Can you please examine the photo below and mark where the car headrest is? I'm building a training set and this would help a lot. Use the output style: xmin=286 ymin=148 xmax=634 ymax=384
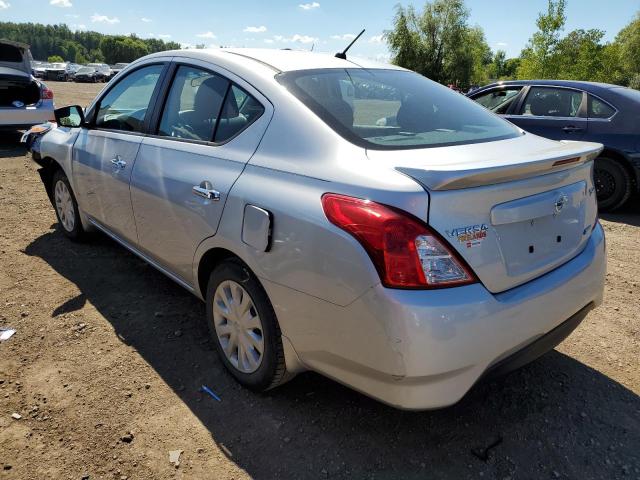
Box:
xmin=530 ymin=94 xmax=563 ymax=116
xmin=397 ymin=98 xmax=436 ymax=132
xmin=324 ymin=98 xmax=353 ymax=128
xmin=194 ymin=76 xmax=229 ymax=114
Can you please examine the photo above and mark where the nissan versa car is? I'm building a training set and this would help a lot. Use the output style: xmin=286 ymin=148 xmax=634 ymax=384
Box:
xmin=469 ymin=80 xmax=640 ymax=211
xmin=23 ymin=49 xmax=606 ymax=410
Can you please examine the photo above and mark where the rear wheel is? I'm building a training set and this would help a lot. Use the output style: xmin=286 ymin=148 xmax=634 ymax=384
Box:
xmin=594 ymin=156 xmax=632 ymax=212
xmin=206 ymin=259 xmax=286 ymax=391
xmin=52 ymin=170 xmax=85 ymax=241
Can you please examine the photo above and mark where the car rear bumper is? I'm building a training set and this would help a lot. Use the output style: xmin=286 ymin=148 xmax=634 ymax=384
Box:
xmin=265 ymin=222 xmax=606 ymax=410
xmin=0 ymin=101 xmax=54 ymax=129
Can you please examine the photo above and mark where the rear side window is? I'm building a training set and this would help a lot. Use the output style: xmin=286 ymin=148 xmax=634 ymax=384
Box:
xmin=276 ymin=69 xmax=519 ymax=150
xmin=214 ymin=85 xmax=264 ymax=142
xmin=158 ymin=66 xmax=264 ymax=143
xmin=519 ymin=87 xmax=583 ymax=118
xmin=588 ymin=95 xmax=615 ymax=119
xmin=473 ymin=87 xmax=522 ymax=114
xmin=95 ymin=65 xmax=163 ymax=132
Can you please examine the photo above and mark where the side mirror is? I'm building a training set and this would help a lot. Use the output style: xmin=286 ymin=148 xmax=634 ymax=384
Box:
xmin=54 ymin=105 xmax=86 ymax=128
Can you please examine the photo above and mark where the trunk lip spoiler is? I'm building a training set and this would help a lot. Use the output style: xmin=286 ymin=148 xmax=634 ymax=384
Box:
xmin=396 ymin=143 xmax=603 ymax=191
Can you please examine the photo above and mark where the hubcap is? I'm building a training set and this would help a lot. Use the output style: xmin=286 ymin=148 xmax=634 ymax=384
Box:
xmin=54 ymin=180 xmax=75 ymax=232
xmin=212 ymin=280 xmax=264 ymax=373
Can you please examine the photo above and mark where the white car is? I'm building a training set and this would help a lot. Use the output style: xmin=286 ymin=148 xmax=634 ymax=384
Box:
xmin=26 ymin=48 xmax=605 ymax=410
xmin=0 ymin=40 xmax=54 ymax=131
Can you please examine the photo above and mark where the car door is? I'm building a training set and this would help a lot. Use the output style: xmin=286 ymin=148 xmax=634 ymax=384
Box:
xmin=505 ymin=85 xmax=588 ymax=141
xmin=73 ymin=62 xmax=167 ymax=242
xmin=130 ymin=60 xmax=273 ymax=283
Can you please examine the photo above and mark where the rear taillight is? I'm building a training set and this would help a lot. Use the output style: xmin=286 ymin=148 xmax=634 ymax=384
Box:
xmin=41 ymin=85 xmax=53 ymax=100
xmin=321 ymin=193 xmax=476 ymax=289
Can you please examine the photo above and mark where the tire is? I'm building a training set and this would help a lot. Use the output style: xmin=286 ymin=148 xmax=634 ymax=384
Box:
xmin=51 ymin=170 xmax=85 ymax=241
xmin=206 ymin=259 xmax=286 ymax=392
xmin=594 ymin=156 xmax=632 ymax=212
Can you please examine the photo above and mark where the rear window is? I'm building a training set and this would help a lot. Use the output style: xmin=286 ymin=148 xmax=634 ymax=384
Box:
xmin=0 ymin=44 xmax=24 ymax=63
xmin=276 ymin=68 xmax=520 ymax=150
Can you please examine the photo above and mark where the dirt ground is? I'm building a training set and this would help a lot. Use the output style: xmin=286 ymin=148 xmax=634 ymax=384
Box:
xmin=0 ymin=81 xmax=639 ymax=480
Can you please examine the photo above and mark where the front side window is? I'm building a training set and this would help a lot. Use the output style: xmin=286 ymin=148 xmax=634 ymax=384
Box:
xmin=588 ymin=95 xmax=615 ymax=119
xmin=473 ymin=87 xmax=522 ymax=114
xmin=276 ymin=69 xmax=520 ymax=149
xmin=158 ymin=66 xmax=264 ymax=143
xmin=95 ymin=64 xmax=163 ymax=132
xmin=519 ymin=87 xmax=583 ymax=118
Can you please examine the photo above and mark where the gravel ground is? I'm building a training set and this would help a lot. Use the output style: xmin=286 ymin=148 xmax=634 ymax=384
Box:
xmin=0 ymin=81 xmax=639 ymax=480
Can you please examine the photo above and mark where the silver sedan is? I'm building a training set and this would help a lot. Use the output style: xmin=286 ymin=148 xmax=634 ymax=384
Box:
xmin=27 ymin=48 xmax=605 ymax=410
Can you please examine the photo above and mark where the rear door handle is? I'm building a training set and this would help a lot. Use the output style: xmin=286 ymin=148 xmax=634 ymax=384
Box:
xmin=562 ymin=125 xmax=583 ymax=133
xmin=110 ymin=155 xmax=127 ymax=169
xmin=192 ymin=181 xmax=221 ymax=201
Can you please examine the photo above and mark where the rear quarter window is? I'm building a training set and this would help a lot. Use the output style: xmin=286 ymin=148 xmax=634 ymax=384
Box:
xmin=588 ymin=95 xmax=616 ymax=119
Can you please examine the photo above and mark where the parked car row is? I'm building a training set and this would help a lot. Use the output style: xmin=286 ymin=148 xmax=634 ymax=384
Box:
xmin=31 ymin=60 xmax=129 ymax=83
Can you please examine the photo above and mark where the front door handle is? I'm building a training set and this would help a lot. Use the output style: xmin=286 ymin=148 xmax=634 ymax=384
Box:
xmin=110 ymin=155 xmax=127 ymax=169
xmin=192 ymin=181 xmax=221 ymax=201
xmin=562 ymin=125 xmax=583 ymax=133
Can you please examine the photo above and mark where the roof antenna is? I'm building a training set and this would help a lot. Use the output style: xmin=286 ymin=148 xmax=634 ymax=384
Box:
xmin=335 ymin=29 xmax=365 ymax=60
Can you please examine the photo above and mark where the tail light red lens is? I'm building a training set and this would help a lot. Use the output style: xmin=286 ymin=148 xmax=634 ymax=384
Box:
xmin=41 ymin=85 xmax=53 ymax=100
xmin=321 ymin=193 xmax=477 ymax=289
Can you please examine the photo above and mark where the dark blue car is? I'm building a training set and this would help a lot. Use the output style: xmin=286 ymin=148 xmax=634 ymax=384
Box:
xmin=468 ymin=80 xmax=640 ymax=211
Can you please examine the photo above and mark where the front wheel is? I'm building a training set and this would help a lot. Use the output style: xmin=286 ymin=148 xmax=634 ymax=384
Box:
xmin=594 ymin=156 xmax=632 ymax=212
xmin=52 ymin=170 xmax=85 ymax=241
xmin=206 ymin=259 xmax=286 ymax=391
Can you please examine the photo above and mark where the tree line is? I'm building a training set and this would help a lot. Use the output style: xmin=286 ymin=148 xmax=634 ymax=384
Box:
xmin=386 ymin=0 xmax=640 ymax=89
xmin=0 ymin=22 xmax=181 ymax=64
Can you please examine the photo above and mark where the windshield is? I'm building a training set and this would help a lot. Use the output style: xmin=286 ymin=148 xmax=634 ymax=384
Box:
xmin=276 ymin=68 xmax=521 ymax=150
xmin=78 ymin=67 xmax=93 ymax=73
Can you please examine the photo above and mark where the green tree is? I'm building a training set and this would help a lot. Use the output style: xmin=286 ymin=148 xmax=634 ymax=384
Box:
xmin=385 ymin=0 xmax=491 ymax=87
xmin=489 ymin=50 xmax=506 ymax=78
xmin=0 ymin=21 xmax=179 ymax=63
xmin=554 ymin=29 xmax=605 ymax=80
xmin=47 ymin=54 xmax=64 ymax=63
xmin=517 ymin=0 xmax=566 ymax=78
xmin=609 ymin=12 xmax=640 ymax=85
xmin=503 ymin=58 xmax=521 ymax=78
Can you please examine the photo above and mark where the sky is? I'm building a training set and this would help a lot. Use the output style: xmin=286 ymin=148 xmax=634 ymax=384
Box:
xmin=0 ymin=0 xmax=638 ymax=61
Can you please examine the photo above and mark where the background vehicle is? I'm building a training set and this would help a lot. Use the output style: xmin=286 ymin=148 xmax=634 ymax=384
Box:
xmin=27 ymin=49 xmax=605 ymax=410
xmin=110 ymin=62 xmax=129 ymax=79
xmin=73 ymin=66 xmax=101 ymax=83
xmin=0 ymin=39 xmax=54 ymax=130
xmin=44 ymin=62 xmax=72 ymax=81
xmin=469 ymin=80 xmax=640 ymax=211
xmin=87 ymin=63 xmax=112 ymax=82
xmin=31 ymin=60 xmax=48 ymax=78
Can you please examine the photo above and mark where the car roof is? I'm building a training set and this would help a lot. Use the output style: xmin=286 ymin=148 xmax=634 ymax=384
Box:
xmin=479 ymin=79 xmax=621 ymax=94
xmin=162 ymin=47 xmax=404 ymax=73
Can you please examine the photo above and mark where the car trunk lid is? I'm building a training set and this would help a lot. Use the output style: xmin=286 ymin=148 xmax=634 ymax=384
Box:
xmin=0 ymin=40 xmax=32 ymax=76
xmin=367 ymin=134 xmax=602 ymax=293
